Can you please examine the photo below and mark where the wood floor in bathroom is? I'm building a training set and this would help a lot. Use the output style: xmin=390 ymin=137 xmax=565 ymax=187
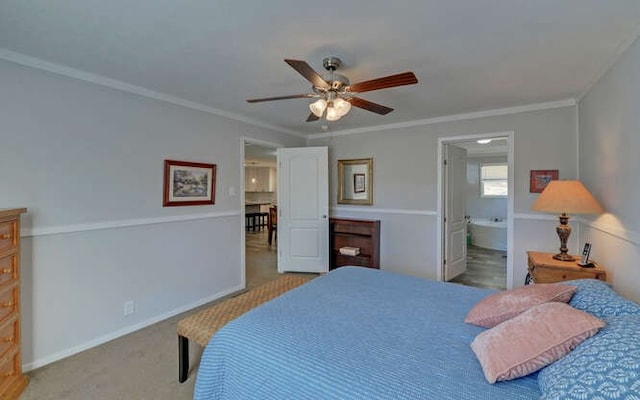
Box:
xmin=449 ymin=245 xmax=507 ymax=290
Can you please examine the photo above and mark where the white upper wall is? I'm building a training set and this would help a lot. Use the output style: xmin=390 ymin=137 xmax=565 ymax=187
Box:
xmin=309 ymin=106 xmax=577 ymax=284
xmin=0 ymin=58 xmax=304 ymax=369
xmin=1 ymin=59 xmax=301 ymax=229
xmin=313 ymin=106 xmax=576 ymax=213
xmin=578 ymin=35 xmax=640 ymax=302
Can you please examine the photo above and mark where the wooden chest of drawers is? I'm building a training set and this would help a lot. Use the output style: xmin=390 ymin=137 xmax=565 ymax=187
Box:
xmin=0 ymin=209 xmax=28 ymax=399
xmin=330 ymin=218 xmax=380 ymax=270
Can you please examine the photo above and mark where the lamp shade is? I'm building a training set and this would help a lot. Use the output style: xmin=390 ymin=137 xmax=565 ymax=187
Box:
xmin=325 ymin=104 xmax=341 ymax=121
xmin=309 ymin=98 xmax=327 ymax=117
xmin=332 ymin=97 xmax=351 ymax=116
xmin=531 ymin=180 xmax=603 ymax=215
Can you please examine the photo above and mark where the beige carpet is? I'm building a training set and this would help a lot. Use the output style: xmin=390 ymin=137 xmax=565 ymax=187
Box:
xmin=22 ymin=278 xmax=317 ymax=400
xmin=21 ymin=230 xmax=290 ymax=400
xmin=21 ymin=308 xmax=202 ymax=400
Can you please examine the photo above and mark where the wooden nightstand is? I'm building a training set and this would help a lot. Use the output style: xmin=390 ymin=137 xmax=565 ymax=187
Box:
xmin=527 ymin=251 xmax=607 ymax=284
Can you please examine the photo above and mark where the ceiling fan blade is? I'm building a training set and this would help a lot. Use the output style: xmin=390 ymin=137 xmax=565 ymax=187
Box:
xmin=348 ymin=72 xmax=418 ymax=93
xmin=306 ymin=113 xmax=320 ymax=122
xmin=246 ymin=94 xmax=314 ymax=103
xmin=284 ymin=59 xmax=331 ymax=90
xmin=347 ymin=97 xmax=394 ymax=115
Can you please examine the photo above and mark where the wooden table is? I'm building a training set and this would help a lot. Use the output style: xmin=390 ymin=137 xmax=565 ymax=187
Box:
xmin=245 ymin=202 xmax=272 ymax=213
xmin=245 ymin=203 xmax=271 ymax=231
xmin=527 ymin=251 xmax=607 ymax=284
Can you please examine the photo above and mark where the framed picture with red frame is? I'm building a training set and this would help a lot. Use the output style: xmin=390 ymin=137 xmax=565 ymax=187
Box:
xmin=530 ymin=170 xmax=558 ymax=193
xmin=163 ymin=159 xmax=216 ymax=206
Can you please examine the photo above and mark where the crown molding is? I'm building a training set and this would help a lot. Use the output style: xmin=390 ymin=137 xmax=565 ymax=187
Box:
xmin=307 ymin=99 xmax=577 ymax=140
xmin=0 ymin=48 xmax=580 ymax=141
xmin=0 ymin=49 xmax=305 ymax=138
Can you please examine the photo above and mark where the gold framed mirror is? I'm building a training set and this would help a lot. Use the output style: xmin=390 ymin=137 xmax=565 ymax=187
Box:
xmin=337 ymin=158 xmax=373 ymax=205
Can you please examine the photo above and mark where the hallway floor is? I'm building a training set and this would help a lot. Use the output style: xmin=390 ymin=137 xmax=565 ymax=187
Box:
xmin=245 ymin=229 xmax=280 ymax=288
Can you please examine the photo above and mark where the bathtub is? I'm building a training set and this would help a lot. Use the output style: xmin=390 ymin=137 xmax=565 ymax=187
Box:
xmin=468 ymin=218 xmax=507 ymax=251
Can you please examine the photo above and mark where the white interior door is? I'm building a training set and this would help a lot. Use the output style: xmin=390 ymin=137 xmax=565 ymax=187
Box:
xmin=277 ymin=147 xmax=329 ymax=273
xmin=444 ymin=144 xmax=467 ymax=281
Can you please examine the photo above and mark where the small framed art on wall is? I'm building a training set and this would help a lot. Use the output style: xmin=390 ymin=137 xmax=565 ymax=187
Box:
xmin=163 ymin=159 xmax=216 ymax=206
xmin=530 ymin=170 xmax=558 ymax=193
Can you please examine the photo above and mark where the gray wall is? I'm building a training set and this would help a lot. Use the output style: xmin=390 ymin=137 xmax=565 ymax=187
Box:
xmin=309 ymin=106 xmax=577 ymax=285
xmin=578 ymin=35 xmax=640 ymax=303
xmin=0 ymin=59 xmax=305 ymax=369
xmin=466 ymin=155 xmax=508 ymax=220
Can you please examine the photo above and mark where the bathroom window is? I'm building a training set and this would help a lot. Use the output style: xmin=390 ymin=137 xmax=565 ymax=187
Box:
xmin=480 ymin=164 xmax=508 ymax=197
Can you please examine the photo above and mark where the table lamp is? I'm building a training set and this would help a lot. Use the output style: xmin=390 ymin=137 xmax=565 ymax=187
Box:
xmin=531 ymin=180 xmax=603 ymax=261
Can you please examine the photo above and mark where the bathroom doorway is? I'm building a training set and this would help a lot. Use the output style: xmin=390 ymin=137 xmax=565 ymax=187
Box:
xmin=437 ymin=132 xmax=514 ymax=290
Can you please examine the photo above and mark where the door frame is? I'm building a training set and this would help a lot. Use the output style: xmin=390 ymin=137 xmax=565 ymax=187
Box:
xmin=240 ymin=137 xmax=282 ymax=289
xmin=436 ymin=131 xmax=515 ymax=289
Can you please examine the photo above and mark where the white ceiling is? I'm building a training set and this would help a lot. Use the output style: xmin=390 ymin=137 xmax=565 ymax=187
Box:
xmin=2 ymin=1 xmax=640 ymax=136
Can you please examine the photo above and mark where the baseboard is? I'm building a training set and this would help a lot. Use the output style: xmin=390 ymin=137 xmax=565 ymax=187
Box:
xmin=22 ymin=284 xmax=245 ymax=371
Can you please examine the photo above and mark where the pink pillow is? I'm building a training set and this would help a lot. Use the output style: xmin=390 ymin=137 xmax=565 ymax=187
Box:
xmin=470 ymin=302 xmax=605 ymax=383
xmin=465 ymin=284 xmax=576 ymax=328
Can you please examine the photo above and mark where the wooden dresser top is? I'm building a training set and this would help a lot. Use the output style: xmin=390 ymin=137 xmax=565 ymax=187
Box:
xmin=0 ymin=209 xmax=26 ymax=219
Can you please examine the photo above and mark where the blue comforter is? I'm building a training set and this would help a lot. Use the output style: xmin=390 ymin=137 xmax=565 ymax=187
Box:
xmin=194 ymin=267 xmax=540 ymax=400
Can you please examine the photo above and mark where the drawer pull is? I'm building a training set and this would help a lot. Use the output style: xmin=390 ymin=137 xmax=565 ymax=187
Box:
xmin=0 ymin=302 xmax=14 ymax=308
xmin=3 ymin=372 xmax=14 ymax=377
xmin=1 ymin=336 xmax=13 ymax=343
xmin=0 ymin=268 xmax=11 ymax=275
xmin=0 ymin=234 xmax=10 ymax=240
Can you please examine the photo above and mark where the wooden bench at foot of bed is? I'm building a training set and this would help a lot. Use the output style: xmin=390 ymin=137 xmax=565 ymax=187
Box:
xmin=176 ymin=274 xmax=315 ymax=383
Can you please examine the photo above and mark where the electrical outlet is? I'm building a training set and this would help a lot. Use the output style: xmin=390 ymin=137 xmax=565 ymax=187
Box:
xmin=124 ymin=301 xmax=135 ymax=316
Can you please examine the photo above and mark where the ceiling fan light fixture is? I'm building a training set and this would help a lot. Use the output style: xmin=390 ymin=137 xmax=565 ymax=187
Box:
xmin=247 ymin=57 xmax=418 ymax=124
xmin=325 ymin=104 xmax=341 ymax=121
xmin=309 ymin=98 xmax=327 ymax=117
xmin=333 ymin=97 xmax=351 ymax=117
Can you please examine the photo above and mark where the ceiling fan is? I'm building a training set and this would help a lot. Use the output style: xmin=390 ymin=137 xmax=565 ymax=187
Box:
xmin=246 ymin=57 xmax=418 ymax=122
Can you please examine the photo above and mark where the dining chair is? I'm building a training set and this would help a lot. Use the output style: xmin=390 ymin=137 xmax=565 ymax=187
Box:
xmin=268 ymin=206 xmax=277 ymax=245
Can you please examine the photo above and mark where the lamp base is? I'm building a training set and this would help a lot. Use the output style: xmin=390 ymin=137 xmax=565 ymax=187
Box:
xmin=553 ymin=213 xmax=574 ymax=262
xmin=553 ymin=252 xmax=575 ymax=262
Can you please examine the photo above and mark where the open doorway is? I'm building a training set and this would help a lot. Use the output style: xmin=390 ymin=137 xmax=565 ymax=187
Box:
xmin=243 ymin=140 xmax=279 ymax=289
xmin=437 ymin=132 xmax=514 ymax=290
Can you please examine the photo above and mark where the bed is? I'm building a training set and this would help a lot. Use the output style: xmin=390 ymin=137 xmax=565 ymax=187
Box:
xmin=193 ymin=267 xmax=640 ymax=400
